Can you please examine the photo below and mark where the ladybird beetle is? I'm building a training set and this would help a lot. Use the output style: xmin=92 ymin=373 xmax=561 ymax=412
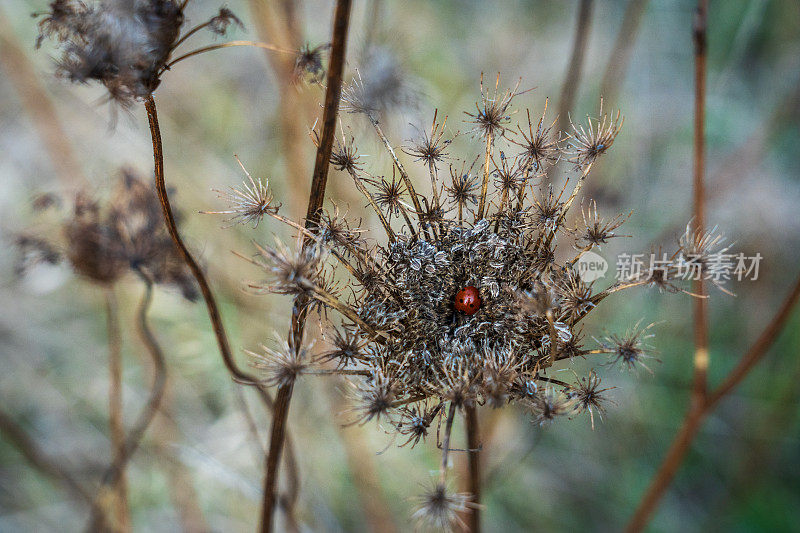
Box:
xmin=454 ymin=286 xmax=481 ymax=315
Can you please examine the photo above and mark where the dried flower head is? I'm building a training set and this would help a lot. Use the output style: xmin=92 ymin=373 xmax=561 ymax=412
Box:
xmin=403 ymin=110 xmax=450 ymax=167
xmin=412 ymin=482 xmax=474 ymax=531
xmin=218 ymin=75 xmax=711 ymax=523
xmin=247 ymin=339 xmax=308 ymax=387
xmin=599 ymin=321 xmax=658 ymax=373
xmin=568 ymin=370 xmax=613 ymax=429
xmin=203 ymin=157 xmax=280 ymax=228
xmin=575 ymin=200 xmax=631 ymax=249
xmin=293 ymin=43 xmax=330 ymax=84
xmin=464 ymin=73 xmax=526 ymax=139
xmin=510 ymin=102 xmax=561 ymax=173
xmin=567 ymin=99 xmax=624 ymax=169
xmin=35 ymin=0 xmax=241 ymax=105
xmin=18 ymin=169 xmax=196 ymax=298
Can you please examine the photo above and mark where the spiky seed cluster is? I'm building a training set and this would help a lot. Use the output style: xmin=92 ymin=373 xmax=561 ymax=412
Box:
xmin=17 ymin=170 xmax=197 ymax=299
xmin=293 ymin=43 xmax=330 ymax=84
xmin=210 ymin=75 xmax=714 ymax=530
xmin=412 ymin=483 xmax=474 ymax=531
xmin=35 ymin=0 xmax=240 ymax=105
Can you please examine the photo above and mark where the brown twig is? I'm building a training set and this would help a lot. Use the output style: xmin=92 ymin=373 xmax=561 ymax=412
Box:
xmin=88 ymin=272 xmax=167 ymax=531
xmin=259 ymin=2 xmax=353 ymax=532
xmin=105 ymin=287 xmax=130 ymax=532
xmin=463 ymin=405 xmax=481 ymax=533
xmin=691 ymin=0 xmax=710 ymax=402
xmin=625 ymin=271 xmax=800 ymax=532
xmin=143 ymin=95 xmax=266 ymax=389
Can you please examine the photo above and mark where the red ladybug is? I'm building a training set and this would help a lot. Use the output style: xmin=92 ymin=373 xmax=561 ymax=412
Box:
xmin=455 ymin=286 xmax=481 ymax=315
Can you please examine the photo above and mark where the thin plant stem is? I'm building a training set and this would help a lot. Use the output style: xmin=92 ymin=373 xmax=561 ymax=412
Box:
xmin=259 ymin=2 xmax=353 ymax=531
xmin=439 ymin=402 xmax=458 ymax=487
xmin=368 ymin=116 xmax=430 ymax=240
xmin=691 ymin=0 xmax=710 ymax=401
xmin=105 ymin=287 xmax=130 ymax=532
xmin=464 ymin=405 xmax=481 ymax=533
xmin=165 ymin=40 xmax=292 ymax=68
xmin=87 ymin=272 xmax=167 ymax=531
xmin=0 ymin=408 xmax=103 ymax=519
xmin=625 ymin=274 xmax=800 ymax=530
xmin=143 ymin=95 xmax=264 ymax=390
xmin=476 ymin=132 xmax=493 ymax=221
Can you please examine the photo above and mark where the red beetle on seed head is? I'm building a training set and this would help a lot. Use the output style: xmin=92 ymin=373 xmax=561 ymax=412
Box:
xmin=454 ymin=286 xmax=481 ymax=315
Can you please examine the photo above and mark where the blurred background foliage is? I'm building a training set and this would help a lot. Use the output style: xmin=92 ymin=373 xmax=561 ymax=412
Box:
xmin=1 ymin=0 xmax=799 ymax=531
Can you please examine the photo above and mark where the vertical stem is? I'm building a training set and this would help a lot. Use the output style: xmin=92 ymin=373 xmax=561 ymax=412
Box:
xmin=464 ymin=405 xmax=481 ymax=533
xmin=691 ymin=0 xmax=709 ymax=401
xmin=105 ymin=287 xmax=130 ymax=532
xmin=476 ymin=132 xmax=493 ymax=221
xmin=259 ymin=382 xmax=295 ymax=533
xmin=88 ymin=273 xmax=167 ymax=531
xmin=260 ymin=2 xmax=352 ymax=531
xmin=439 ymin=402 xmax=457 ymax=486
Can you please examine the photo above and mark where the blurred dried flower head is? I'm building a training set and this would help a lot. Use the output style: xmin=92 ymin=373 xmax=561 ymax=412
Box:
xmin=35 ymin=0 xmax=241 ymax=105
xmin=17 ymin=169 xmax=197 ymax=299
xmin=210 ymin=74 xmax=708 ymax=529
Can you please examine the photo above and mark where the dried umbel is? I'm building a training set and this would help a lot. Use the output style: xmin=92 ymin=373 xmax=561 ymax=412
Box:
xmin=35 ymin=0 xmax=241 ymax=105
xmin=17 ymin=170 xmax=197 ymax=299
xmin=211 ymin=75 xmax=720 ymax=529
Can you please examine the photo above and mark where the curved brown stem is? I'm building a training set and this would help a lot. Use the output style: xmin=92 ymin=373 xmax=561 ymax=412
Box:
xmin=143 ymin=95 xmax=263 ymax=389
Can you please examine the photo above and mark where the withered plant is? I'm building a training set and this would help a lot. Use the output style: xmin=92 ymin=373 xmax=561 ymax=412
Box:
xmin=16 ymin=170 xmax=195 ymax=530
xmin=208 ymin=73 xmax=721 ymax=531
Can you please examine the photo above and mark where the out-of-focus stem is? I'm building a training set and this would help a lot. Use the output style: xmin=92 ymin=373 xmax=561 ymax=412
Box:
xmin=0 ymin=408 xmax=102 ymax=519
xmin=248 ymin=0 xmax=309 ymax=218
xmin=324 ymin=382 xmax=397 ymax=533
xmin=553 ymin=0 xmax=594 ymax=167
xmin=626 ymin=264 xmax=800 ymax=529
xmin=600 ymin=0 xmax=649 ymax=105
xmin=88 ymin=273 xmax=167 ymax=531
xmin=105 ymin=287 xmax=130 ymax=532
